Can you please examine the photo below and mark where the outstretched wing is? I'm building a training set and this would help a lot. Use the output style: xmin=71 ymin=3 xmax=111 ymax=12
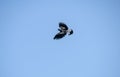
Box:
xmin=54 ymin=32 xmax=66 ymax=39
xmin=59 ymin=22 xmax=68 ymax=30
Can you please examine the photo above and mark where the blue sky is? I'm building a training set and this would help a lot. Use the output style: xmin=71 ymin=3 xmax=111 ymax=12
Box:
xmin=0 ymin=0 xmax=120 ymax=77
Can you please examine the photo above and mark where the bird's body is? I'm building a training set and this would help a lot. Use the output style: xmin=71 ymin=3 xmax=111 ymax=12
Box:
xmin=54 ymin=22 xmax=73 ymax=40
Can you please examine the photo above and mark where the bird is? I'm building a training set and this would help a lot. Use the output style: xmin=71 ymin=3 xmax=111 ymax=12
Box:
xmin=53 ymin=22 xmax=73 ymax=40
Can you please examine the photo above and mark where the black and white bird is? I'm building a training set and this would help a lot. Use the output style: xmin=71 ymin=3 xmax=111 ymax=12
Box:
xmin=53 ymin=22 xmax=73 ymax=40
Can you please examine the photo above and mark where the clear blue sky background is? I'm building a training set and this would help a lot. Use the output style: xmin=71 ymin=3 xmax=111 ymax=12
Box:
xmin=0 ymin=0 xmax=120 ymax=77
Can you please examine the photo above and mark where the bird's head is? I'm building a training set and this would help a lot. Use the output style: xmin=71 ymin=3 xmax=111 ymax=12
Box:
xmin=67 ymin=29 xmax=73 ymax=35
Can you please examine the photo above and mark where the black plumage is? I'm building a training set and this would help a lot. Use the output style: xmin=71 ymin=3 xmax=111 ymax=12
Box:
xmin=54 ymin=22 xmax=73 ymax=40
xmin=59 ymin=22 xmax=68 ymax=30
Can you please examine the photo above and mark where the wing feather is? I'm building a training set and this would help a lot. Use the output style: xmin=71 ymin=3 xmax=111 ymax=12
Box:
xmin=59 ymin=22 xmax=68 ymax=30
xmin=54 ymin=32 xmax=66 ymax=39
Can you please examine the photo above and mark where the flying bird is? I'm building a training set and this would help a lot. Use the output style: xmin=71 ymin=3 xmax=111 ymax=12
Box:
xmin=53 ymin=22 xmax=73 ymax=40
